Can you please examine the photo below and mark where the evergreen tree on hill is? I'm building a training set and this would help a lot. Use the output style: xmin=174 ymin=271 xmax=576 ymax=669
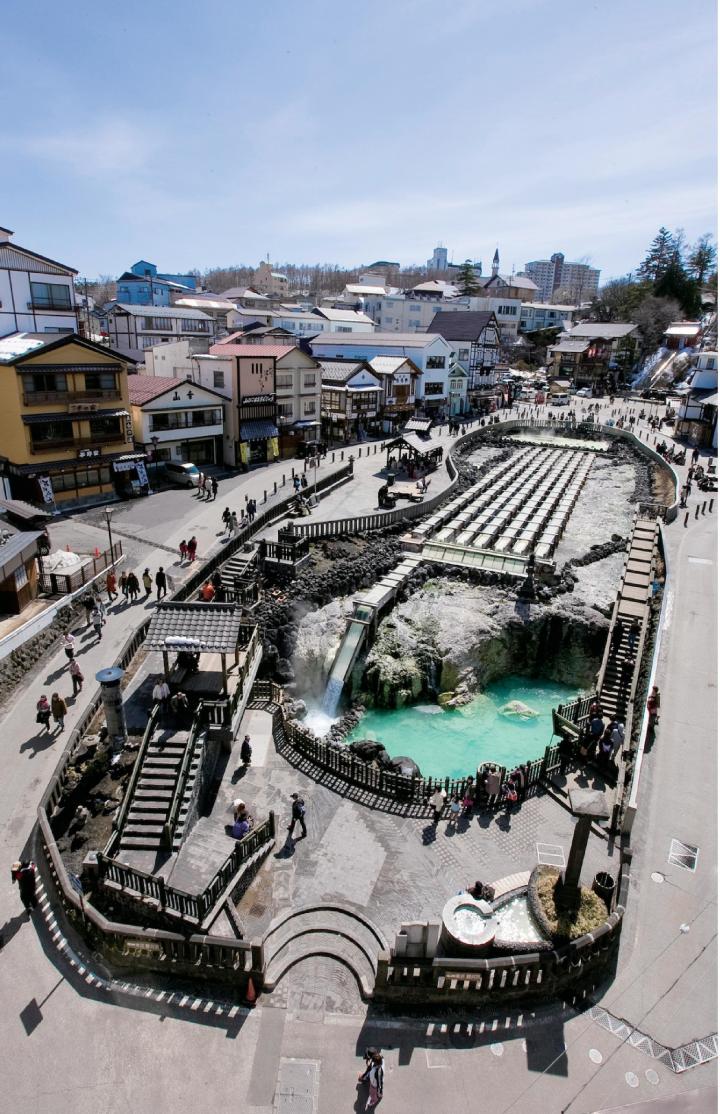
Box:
xmin=456 ymin=260 xmax=481 ymax=295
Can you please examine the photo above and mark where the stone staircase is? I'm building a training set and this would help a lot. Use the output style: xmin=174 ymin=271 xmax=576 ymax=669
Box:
xmin=220 ymin=547 xmax=257 ymax=592
xmin=262 ymin=905 xmax=388 ymax=999
xmin=118 ymin=728 xmax=204 ymax=855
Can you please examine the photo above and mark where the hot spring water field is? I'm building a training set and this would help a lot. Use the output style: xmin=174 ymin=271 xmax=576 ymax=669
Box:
xmin=346 ymin=675 xmax=581 ymax=779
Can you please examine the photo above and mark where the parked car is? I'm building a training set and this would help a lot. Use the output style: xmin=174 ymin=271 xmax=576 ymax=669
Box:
xmin=162 ymin=461 xmax=201 ymax=488
xmin=575 ymin=387 xmax=593 ymax=398
xmin=550 ymin=393 xmax=570 ymax=407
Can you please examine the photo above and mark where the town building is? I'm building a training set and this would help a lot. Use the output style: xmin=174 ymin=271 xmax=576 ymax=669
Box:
xmin=116 ymin=260 xmax=197 ymax=307
xmin=547 ymin=322 xmax=639 ymax=388
xmin=317 ymin=359 xmax=384 ymax=442
xmin=310 ymin=332 xmax=454 ymax=416
xmin=674 ymin=351 xmax=718 ymax=448
xmin=662 ymin=321 xmax=703 ymax=351
xmin=252 ymin=262 xmax=289 ymax=297
xmin=127 ymin=375 xmax=226 ymax=467
xmin=519 ymin=302 xmax=578 ymax=334
xmin=0 ymin=332 xmax=143 ymax=507
xmin=448 ymin=363 xmax=469 ymax=416
xmin=105 ymin=304 xmax=215 ymax=362
xmin=427 ymin=245 xmax=449 ymax=272
xmin=522 ymin=252 xmax=600 ymax=303
xmin=0 ymin=530 xmax=43 ymax=615
xmin=426 ymin=311 xmax=501 ymax=389
xmin=142 ymin=337 xmax=213 ymax=380
xmin=0 ymin=226 xmax=79 ymax=338
xmin=172 ymin=293 xmax=234 ymax=339
xmin=367 ymin=355 xmax=420 ymax=429
xmin=226 ymin=303 xmax=374 ymax=338
xmin=194 ymin=339 xmax=322 ymax=464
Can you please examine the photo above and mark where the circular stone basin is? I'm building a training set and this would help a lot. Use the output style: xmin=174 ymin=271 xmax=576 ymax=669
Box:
xmin=441 ymin=894 xmax=497 ymax=953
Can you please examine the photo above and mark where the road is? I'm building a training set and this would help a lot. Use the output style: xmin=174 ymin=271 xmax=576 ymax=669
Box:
xmin=0 ymin=402 xmax=716 ymax=1113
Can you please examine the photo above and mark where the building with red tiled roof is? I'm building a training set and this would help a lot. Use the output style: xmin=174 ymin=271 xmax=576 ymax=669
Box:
xmin=127 ymin=374 xmax=227 ymax=467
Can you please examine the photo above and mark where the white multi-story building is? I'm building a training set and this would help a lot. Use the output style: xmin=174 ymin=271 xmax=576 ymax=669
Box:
xmin=519 ymin=302 xmax=578 ymax=333
xmin=128 ymin=375 xmax=226 ymax=466
xmin=225 ymin=304 xmax=374 ymax=338
xmin=0 ymin=226 xmax=79 ymax=338
xmin=105 ymin=304 xmax=215 ymax=362
xmin=522 ymin=253 xmax=600 ymax=303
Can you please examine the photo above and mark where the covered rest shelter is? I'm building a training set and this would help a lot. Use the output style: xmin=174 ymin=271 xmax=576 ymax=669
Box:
xmin=145 ymin=602 xmax=246 ymax=695
xmin=385 ymin=432 xmax=443 ymax=473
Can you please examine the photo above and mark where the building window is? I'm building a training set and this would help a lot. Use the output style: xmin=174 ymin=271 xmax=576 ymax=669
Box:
xmin=89 ymin=415 xmax=124 ymax=442
xmin=277 ymin=401 xmax=294 ymax=418
xmin=213 ymin=369 xmax=225 ymax=389
xmin=185 ymin=320 xmax=210 ymax=332
xmin=276 ymin=375 xmax=293 ymax=390
xmin=150 ymin=409 xmax=222 ymax=431
xmin=30 ymin=282 xmax=73 ymax=310
xmin=336 ymin=326 xmax=352 ymax=333
xmin=303 ymin=374 xmax=316 ymax=389
xmin=426 ymin=356 xmax=446 ymax=369
xmin=144 ymin=317 xmax=173 ymax=331
xmin=23 ymin=372 xmax=67 ymax=394
xmin=458 ymin=349 xmax=470 ymax=360
xmin=498 ymin=305 xmax=518 ymax=316
xmin=303 ymin=400 xmax=316 ymax=415
xmin=29 ymin=419 xmax=74 ymax=447
xmin=84 ymin=371 xmax=117 ymax=391
xmin=424 ymin=382 xmax=444 ymax=396
xmin=409 ymin=319 xmax=421 ymax=327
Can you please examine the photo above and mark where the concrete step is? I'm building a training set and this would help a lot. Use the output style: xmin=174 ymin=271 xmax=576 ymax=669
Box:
xmin=118 ymin=835 xmax=162 ymax=850
xmin=264 ymin=930 xmax=376 ymax=998
xmin=134 ymin=788 xmax=173 ymax=799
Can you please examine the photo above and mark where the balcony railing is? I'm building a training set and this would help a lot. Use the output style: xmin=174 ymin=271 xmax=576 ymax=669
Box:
xmin=23 ymin=389 xmax=122 ymax=406
xmin=29 ymin=438 xmax=75 ymax=454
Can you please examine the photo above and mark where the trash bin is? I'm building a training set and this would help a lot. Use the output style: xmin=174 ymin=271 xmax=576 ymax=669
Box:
xmin=592 ymin=871 xmax=615 ymax=912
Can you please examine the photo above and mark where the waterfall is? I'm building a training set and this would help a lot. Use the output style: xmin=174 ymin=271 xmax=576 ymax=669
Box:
xmin=319 ymin=617 xmax=368 ymax=718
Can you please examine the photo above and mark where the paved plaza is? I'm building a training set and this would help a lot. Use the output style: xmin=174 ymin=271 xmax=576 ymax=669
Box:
xmin=0 ymin=399 xmax=716 ymax=1113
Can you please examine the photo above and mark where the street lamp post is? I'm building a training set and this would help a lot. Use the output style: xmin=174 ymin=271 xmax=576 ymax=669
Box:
xmin=151 ymin=435 xmax=159 ymax=482
xmin=104 ymin=506 xmax=115 ymax=566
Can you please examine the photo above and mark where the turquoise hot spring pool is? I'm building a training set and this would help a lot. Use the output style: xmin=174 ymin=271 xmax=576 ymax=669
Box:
xmin=346 ymin=675 xmax=581 ymax=779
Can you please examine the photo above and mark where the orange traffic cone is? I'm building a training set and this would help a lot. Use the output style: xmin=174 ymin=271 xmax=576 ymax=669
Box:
xmin=94 ymin=547 xmax=100 ymax=558
xmin=244 ymin=975 xmax=258 ymax=1007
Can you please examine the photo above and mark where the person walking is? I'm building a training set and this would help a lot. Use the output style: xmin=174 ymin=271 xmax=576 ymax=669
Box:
xmin=69 ymin=658 xmax=84 ymax=696
xmin=287 ymin=793 xmax=307 ymax=839
xmin=82 ymin=594 xmax=95 ymax=630
xmin=127 ymin=571 xmax=140 ymax=601
xmin=248 ymin=498 xmax=256 ymax=523
xmin=360 ymin=1051 xmax=384 ymax=1109
xmin=119 ymin=571 xmax=129 ymax=600
xmin=200 ymin=580 xmax=215 ymax=602
xmin=211 ymin=476 xmax=218 ymax=501
xmin=187 ymin=536 xmax=198 ymax=563
xmin=62 ymin=632 xmax=75 ymax=662
xmin=240 ymin=735 xmax=252 ymax=766
xmin=155 ymin=567 xmax=167 ymax=599
xmin=106 ymin=569 xmax=118 ymax=601
xmin=647 ymin=686 xmax=660 ymax=728
xmin=627 ymin=617 xmax=641 ymax=655
xmin=152 ymin=677 xmax=170 ymax=714
xmin=11 ymin=860 xmax=38 ymax=913
xmin=222 ymin=506 xmax=231 ymax=532
xmin=90 ymin=605 xmax=104 ymax=640
xmin=429 ymin=786 xmax=446 ymax=825
xmin=36 ymin=694 xmax=52 ymax=732
xmin=610 ymin=621 xmax=623 ymax=655
xmin=51 ymin=692 xmax=67 ymax=732
xmin=179 ymin=539 xmax=188 ymax=563
xmin=92 ymin=591 xmax=106 ymax=624
xmin=230 ymin=511 xmax=239 ymax=537
xmin=142 ymin=568 xmax=152 ymax=597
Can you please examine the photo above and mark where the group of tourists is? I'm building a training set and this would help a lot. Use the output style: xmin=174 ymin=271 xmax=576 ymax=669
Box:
xmin=222 ymin=499 xmax=257 ymax=538
xmin=178 ymin=537 xmax=198 ymax=563
xmin=428 ymin=764 xmax=529 ymax=827
xmin=194 ymin=473 xmax=219 ymax=501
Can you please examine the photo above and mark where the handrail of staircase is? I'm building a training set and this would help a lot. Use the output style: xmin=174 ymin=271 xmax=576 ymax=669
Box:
xmin=109 ymin=703 xmax=159 ymax=846
xmin=163 ymin=704 xmax=205 ymax=850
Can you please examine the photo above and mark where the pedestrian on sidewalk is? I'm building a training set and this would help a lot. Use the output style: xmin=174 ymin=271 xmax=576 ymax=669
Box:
xmin=106 ymin=569 xmax=118 ymax=602
xmin=205 ymin=478 xmax=213 ymax=501
xmin=196 ymin=472 xmax=204 ymax=497
xmin=200 ymin=579 xmax=215 ymax=602
xmin=179 ymin=539 xmax=188 ymax=562
xmin=230 ymin=512 xmax=239 ymax=538
xmin=63 ymin=632 xmax=76 ymax=662
xmin=155 ymin=567 xmax=167 ymax=599
xmin=248 ymin=498 xmax=256 ymax=522
xmin=90 ymin=605 xmax=104 ymax=640
xmin=92 ymin=591 xmax=106 ymax=624
xmin=429 ymin=786 xmax=446 ymax=824
xmin=222 ymin=506 xmax=231 ymax=531
xmin=120 ymin=571 xmax=129 ymax=600
xmin=287 ymin=793 xmax=307 ymax=839
xmin=358 ymin=1051 xmax=384 ymax=1109
xmin=211 ymin=476 xmax=218 ymax=501
xmin=36 ymin=694 xmax=52 ymax=732
xmin=187 ymin=536 xmax=198 ymax=562
xmin=127 ymin=571 xmax=140 ymax=601
xmin=240 ymin=734 xmax=252 ymax=766
xmin=142 ymin=568 xmax=152 ymax=597
xmin=647 ymin=686 xmax=660 ymax=728
xmin=82 ymin=594 xmax=95 ymax=630
xmin=11 ymin=860 xmax=38 ymax=913
xmin=69 ymin=659 xmax=84 ymax=695
xmin=51 ymin=692 xmax=67 ymax=732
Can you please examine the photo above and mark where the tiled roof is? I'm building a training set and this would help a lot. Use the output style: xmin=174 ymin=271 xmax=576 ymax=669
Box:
xmin=240 ymin=419 xmax=279 ymax=440
xmin=550 ymin=339 xmax=591 ymax=353
xmin=318 ymin=359 xmax=368 ymax=383
xmin=315 ymin=308 xmax=374 ymax=324
xmin=111 ymin=303 xmax=213 ymax=320
xmin=312 ymin=332 xmax=441 ymax=348
xmin=428 ymin=311 xmax=496 ymax=340
xmin=369 ymin=355 xmax=418 ymax=376
xmin=145 ymin=602 xmax=244 ymax=653
xmin=566 ymin=322 xmax=637 ymax=339
xmin=209 ymin=340 xmax=299 ymax=358
xmin=127 ymin=375 xmax=186 ymax=404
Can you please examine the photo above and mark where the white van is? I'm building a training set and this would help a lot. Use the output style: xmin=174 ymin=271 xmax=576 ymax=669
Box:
xmin=550 ymin=393 xmax=570 ymax=407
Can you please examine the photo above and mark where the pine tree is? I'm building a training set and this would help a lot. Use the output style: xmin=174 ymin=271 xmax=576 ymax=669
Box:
xmin=456 ymin=260 xmax=481 ymax=296
xmin=687 ymin=234 xmax=717 ymax=286
xmin=637 ymin=228 xmax=676 ymax=282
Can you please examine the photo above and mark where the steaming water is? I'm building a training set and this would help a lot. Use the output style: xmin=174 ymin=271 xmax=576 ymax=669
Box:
xmin=345 ymin=675 xmax=581 ymax=779
xmin=495 ymin=895 xmax=545 ymax=944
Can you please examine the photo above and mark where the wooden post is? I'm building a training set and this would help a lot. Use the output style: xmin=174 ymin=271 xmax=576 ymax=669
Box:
xmin=162 ymin=649 xmax=170 ymax=679
xmin=221 ymin=653 xmax=228 ymax=695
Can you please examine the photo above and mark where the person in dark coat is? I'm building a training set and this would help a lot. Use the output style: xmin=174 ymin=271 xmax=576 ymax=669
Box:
xmin=155 ymin=567 xmax=167 ymax=599
xmin=12 ymin=860 xmax=37 ymax=912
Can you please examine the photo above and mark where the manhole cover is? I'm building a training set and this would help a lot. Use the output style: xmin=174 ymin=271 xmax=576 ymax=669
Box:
xmin=668 ymin=839 xmax=699 ymax=872
xmin=651 ymin=872 xmax=665 ymax=884
xmin=589 ymin=1048 xmax=603 ymax=1063
xmin=625 ymin=1072 xmax=639 ymax=1087
xmin=249 ymin=903 xmax=267 ymax=917
xmin=645 ymin=1069 xmax=660 ymax=1085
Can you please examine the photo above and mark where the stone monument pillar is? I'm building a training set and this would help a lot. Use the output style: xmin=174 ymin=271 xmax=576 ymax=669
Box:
xmin=557 ymin=788 xmax=610 ymax=907
xmin=95 ymin=666 xmax=127 ymax=752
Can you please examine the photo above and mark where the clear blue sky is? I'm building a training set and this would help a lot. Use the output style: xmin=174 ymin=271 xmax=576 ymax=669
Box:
xmin=2 ymin=0 xmax=716 ymax=282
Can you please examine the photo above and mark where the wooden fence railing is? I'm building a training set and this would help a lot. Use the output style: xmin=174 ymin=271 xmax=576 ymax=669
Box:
xmin=38 ymin=541 xmax=124 ymax=595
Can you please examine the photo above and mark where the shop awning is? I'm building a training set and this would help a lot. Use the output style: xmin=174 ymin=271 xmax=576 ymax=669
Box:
xmin=240 ymin=420 xmax=279 ymax=440
xmin=22 ymin=412 xmax=75 ymax=425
